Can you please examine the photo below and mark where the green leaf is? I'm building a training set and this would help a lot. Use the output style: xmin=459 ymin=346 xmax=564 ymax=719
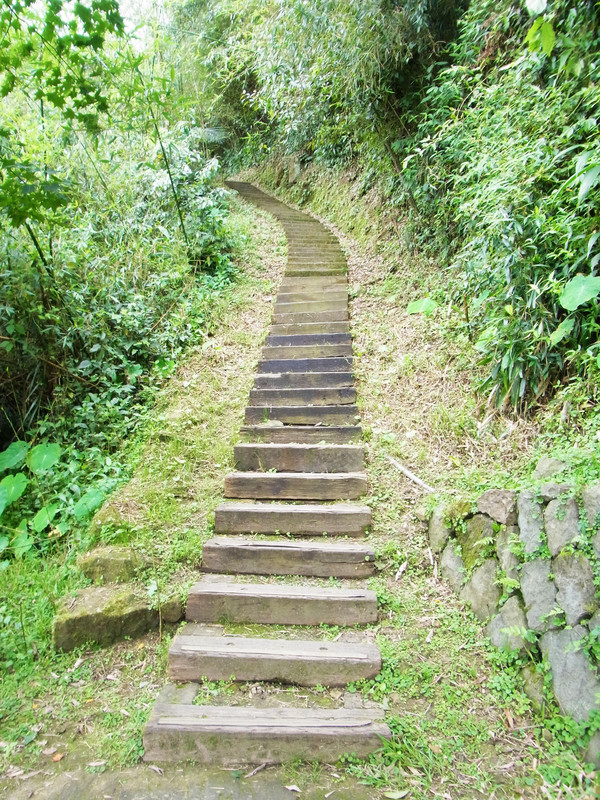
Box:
xmin=0 ymin=487 xmax=7 ymax=519
xmin=13 ymin=532 xmax=34 ymax=559
xmin=406 ymin=297 xmax=438 ymax=316
xmin=27 ymin=443 xmax=62 ymax=474
xmin=539 ymin=22 xmax=555 ymax=56
xmin=0 ymin=536 xmax=9 ymax=554
xmin=383 ymin=792 xmax=410 ymax=800
xmin=578 ymin=165 xmax=600 ymax=203
xmin=73 ymin=488 xmax=105 ymax=519
xmin=559 ymin=275 xmax=600 ymax=312
xmin=549 ymin=318 xmax=575 ymax=346
xmin=525 ymin=0 xmax=547 ymax=14
xmin=0 ymin=473 xmax=29 ymax=507
xmin=32 ymin=504 xmax=59 ymax=533
xmin=0 ymin=441 xmax=29 ymax=472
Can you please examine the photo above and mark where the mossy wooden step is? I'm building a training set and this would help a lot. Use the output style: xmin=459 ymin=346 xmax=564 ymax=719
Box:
xmin=245 ymin=405 xmax=359 ymax=425
xmin=214 ymin=501 xmax=371 ymax=535
xmin=234 ymin=442 xmax=364 ymax=472
xmin=265 ymin=333 xmax=351 ymax=347
xmin=168 ymin=634 xmax=381 ymax=685
xmin=240 ymin=425 xmax=363 ymax=444
xmin=262 ymin=344 xmax=353 ymax=360
xmin=186 ymin=579 xmax=378 ymax=625
xmin=224 ymin=471 xmax=367 ymax=500
xmin=143 ymin=703 xmax=390 ymax=765
xmin=272 ymin=310 xmax=348 ymax=324
xmin=274 ymin=300 xmax=347 ymax=314
xmin=279 ymin=277 xmax=346 ymax=289
xmin=269 ymin=321 xmax=350 ymax=335
xmin=201 ymin=537 xmax=376 ymax=578
xmin=257 ymin=356 xmax=353 ymax=373
xmin=249 ymin=386 xmax=356 ymax=406
xmin=253 ymin=371 xmax=354 ymax=389
xmin=276 ymin=292 xmax=347 ymax=304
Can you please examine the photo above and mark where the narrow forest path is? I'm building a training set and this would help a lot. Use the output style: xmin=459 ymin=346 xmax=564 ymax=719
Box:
xmin=143 ymin=182 xmax=391 ymax=764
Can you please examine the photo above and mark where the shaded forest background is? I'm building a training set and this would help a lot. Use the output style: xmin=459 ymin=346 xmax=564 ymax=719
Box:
xmin=0 ymin=0 xmax=598 ymax=593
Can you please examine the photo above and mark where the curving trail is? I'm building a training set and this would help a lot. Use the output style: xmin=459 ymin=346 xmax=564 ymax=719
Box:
xmin=143 ymin=182 xmax=390 ymax=765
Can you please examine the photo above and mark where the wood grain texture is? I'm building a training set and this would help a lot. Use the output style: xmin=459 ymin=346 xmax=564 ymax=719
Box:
xmin=186 ymin=580 xmax=379 ymax=625
xmin=249 ymin=386 xmax=356 ymax=406
xmin=265 ymin=333 xmax=351 ymax=347
xmin=257 ymin=357 xmax=353 ymax=373
xmin=253 ymin=371 xmax=354 ymax=389
xmin=240 ymin=425 xmax=363 ymax=444
xmin=244 ymin=405 xmax=359 ymax=425
xmin=233 ymin=442 xmax=364 ymax=473
xmin=224 ymin=471 xmax=367 ymax=500
xmin=272 ymin=310 xmax=348 ymax=324
xmin=268 ymin=321 xmax=350 ymax=335
xmin=201 ymin=537 xmax=376 ymax=578
xmin=274 ymin=300 xmax=347 ymax=314
xmin=168 ymin=634 xmax=381 ymax=685
xmin=214 ymin=501 xmax=372 ymax=535
xmin=261 ymin=344 xmax=353 ymax=360
xmin=143 ymin=703 xmax=390 ymax=764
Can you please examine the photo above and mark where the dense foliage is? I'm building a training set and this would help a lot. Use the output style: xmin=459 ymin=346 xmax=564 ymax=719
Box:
xmin=171 ymin=0 xmax=599 ymax=411
xmin=0 ymin=1 xmax=235 ymax=562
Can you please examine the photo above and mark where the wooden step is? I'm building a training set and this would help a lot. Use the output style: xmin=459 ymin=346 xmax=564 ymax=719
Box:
xmin=265 ymin=333 xmax=351 ymax=347
xmin=201 ymin=537 xmax=376 ymax=578
xmin=253 ymin=372 xmax=354 ymax=389
xmin=186 ymin=579 xmax=378 ymax=625
xmin=214 ymin=501 xmax=371 ymax=535
xmin=234 ymin=443 xmax=364 ymax=472
xmin=276 ymin=292 xmax=347 ymax=304
xmin=272 ymin=310 xmax=348 ymax=324
xmin=240 ymin=425 xmax=363 ymax=444
xmin=257 ymin=357 xmax=352 ymax=373
xmin=224 ymin=471 xmax=367 ymax=500
xmin=285 ymin=269 xmax=346 ymax=278
xmin=169 ymin=634 xmax=381 ymax=685
xmin=279 ymin=277 xmax=346 ymax=290
xmin=244 ymin=405 xmax=359 ymax=425
xmin=143 ymin=703 xmax=390 ymax=765
xmin=274 ymin=300 xmax=347 ymax=314
xmin=249 ymin=387 xmax=356 ymax=406
xmin=261 ymin=345 xmax=352 ymax=360
xmin=269 ymin=322 xmax=350 ymax=335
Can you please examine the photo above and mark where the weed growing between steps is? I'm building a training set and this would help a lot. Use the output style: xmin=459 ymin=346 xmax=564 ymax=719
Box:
xmin=230 ymin=172 xmax=599 ymax=796
xmin=0 ymin=199 xmax=286 ymax=783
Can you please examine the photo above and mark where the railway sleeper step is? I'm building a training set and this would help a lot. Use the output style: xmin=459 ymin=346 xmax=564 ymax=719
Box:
xmin=249 ymin=386 xmax=356 ymax=406
xmin=201 ymin=536 xmax=376 ymax=578
xmin=224 ymin=471 xmax=368 ymax=500
xmin=186 ymin=579 xmax=378 ymax=626
xmin=168 ymin=633 xmax=381 ymax=686
xmin=261 ymin=344 xmax=353 ymax=361
xmin=214 ymin=501 xmax=371 ymax=535
xmin=233 ymin=442 xmax=364 ymax=473
xmin=268 ymin=322 xmax=350 ymax=336
xmin=240 ymin=425 xmax=363 ymax=444
xmin=253 ymin=371 xmax=354 ymax=389
xmin=143 ymin=701 xmax=390 ymax=765
xmin=272 ymin=310 xmax=349 ymax=325
xmin=257 ymin=357 xmax=352 ymax=374
xmin=245 ymin=405 xmax=359 ymax=426
xmin=265 ymin=333 xmax=351 ymax=347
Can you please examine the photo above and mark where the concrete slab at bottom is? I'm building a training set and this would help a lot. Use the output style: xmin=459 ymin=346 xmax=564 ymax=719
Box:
xmin=1 ymin=763 xmax=374 ymax=800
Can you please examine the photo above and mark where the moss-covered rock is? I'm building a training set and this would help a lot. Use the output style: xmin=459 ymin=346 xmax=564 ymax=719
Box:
xmin=76 ymin=545 xmax=149 ymax=584
xmin=456 ymin=513 xmax=494 ymax=570
xmin=53 ymin=586 xmax=158 ymax=651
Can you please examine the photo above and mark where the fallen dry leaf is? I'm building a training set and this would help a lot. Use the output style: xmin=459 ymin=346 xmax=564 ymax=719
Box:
xmin=87 ymin=761 xmax=106 ymax=767
xmin=285 ymin=786 xmax=301 ymax=794
xmin=52 ymin=753 xmax=64 ymax=762
xmin=148 ymin=764 xmax=164 ymax=775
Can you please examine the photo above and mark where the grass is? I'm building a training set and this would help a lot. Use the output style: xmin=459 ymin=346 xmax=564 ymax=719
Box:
xmin=0 ymin=195 xmax=287 ymax=781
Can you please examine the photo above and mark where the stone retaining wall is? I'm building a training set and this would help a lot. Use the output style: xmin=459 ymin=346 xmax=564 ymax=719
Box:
xmin=428 ymin=461 xmax=600 ymax=765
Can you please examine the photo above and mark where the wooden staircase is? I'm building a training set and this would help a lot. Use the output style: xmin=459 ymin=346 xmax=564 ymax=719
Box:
xmin=143 ymin=181 xmax=390 ymax=765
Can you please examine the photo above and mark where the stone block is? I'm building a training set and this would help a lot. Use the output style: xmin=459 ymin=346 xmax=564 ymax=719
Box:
xmin=545 ymin=497 xmax=580 ymax=556
xmin=440 ymin=541 xmax=466 ymax=594
xmin=496 ymin=526 xmax=520 ymax=582
xmin=457 ymin=514 xmax=494 ymax=570
xmin=583 ymin=484 xmax=600 ymax=530
xmin=486 ymin=595 xmax=529 ymax=654
xmin=477 ymin=489 xmax=517 ymax=525
xmin=553 ymin=553 xmax=597 ymax=625
xmin=539 ymin=482 xmax=572 ymax=502
xmin=460 ymin=558 xmax=501 ymax=622
xmin=77 ymin=546 xmax=149 ymax=584
xmin=533 ymin=456 xmax=567 ymax=480
xmin=428 ymin=506 xmax=452 ymax=554
xmin=53 ymin=585 xmax=158 ymax=651
xmin=540 ymin=626 xmax=600 ymax=723
xmin=520 ymin=664 xmax=546 ymax=714
xmin=517 ymin=491 xmax=544 ymax=554
xmin=521 ymin=559 xmax=559 ymax=632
